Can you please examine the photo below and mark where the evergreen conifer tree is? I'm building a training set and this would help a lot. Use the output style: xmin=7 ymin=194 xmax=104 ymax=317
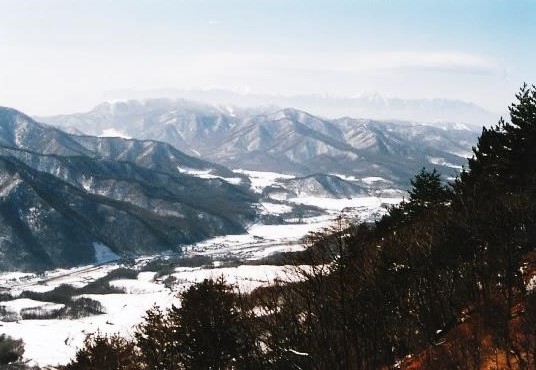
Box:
xmin=173 ymin=277 xmax=255 ymax=370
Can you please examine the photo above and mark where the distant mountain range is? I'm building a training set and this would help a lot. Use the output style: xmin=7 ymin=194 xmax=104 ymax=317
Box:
xmin=0 ymin=107 xmax=257 ymax=271
xmin=97 ymin=88 xmax=500 ymax=125
xmin=41 ymin=99 xmax=479 ymax=186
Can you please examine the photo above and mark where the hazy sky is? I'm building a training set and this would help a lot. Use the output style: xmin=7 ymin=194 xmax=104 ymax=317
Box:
xmin=0 ymin=0 xmax=535 ymax=115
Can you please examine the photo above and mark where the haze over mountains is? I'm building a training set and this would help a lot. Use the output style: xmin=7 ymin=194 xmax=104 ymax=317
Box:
xmin=42 ymin=98 xmax=479 ymax=185
xmin=97 ymin=89 xmax=500 ymax=125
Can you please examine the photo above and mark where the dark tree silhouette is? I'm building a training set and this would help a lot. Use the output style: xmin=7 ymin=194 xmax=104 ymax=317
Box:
xmin=172 ymin=277 xmax=256 ymax=370
xmin=62 ymin=332 xmax=140 ymax=370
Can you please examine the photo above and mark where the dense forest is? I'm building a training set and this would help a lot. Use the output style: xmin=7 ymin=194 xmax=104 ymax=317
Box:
xmin=5 ymin=85 xmax=536 ymax=369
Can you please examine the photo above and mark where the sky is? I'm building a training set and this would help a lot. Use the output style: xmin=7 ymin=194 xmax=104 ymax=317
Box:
xmin=0 ymin=0 xmax=535 ymax=116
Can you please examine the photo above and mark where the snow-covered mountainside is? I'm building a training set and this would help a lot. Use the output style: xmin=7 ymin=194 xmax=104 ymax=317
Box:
xmin=0 ymin=107 xmax=258 ymax=271
xmin=40 ymin=99 xmax=478 ymax=186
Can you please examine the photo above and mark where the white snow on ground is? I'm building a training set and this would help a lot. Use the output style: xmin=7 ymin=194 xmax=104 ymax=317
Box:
xmin=186 ymin=217 xmax=334 ymax=260
xmin=527 ymin=275 xmax=536 ymax=292
xmin=93 ymin=242 xmax=120 ymax=264
xmin=0 ymin=171 xmax=403 ymax=368
xmin=0 ymin=262 xmax=306 ymax=367
xmin=361 ymin=176 xmax=391 ymax=184
xmin=0 ymin=271 xmax=34 ymax=282
xmin=17 ymin=284 xmax=57 ymax=293
xmin=449 ymin=149 xmax=473 ymax=158
xmin=333 ymin=174 xmax=392 ymax=185
xmin=233 ymin=169 xmax=294 ymax=193
xmin=249 ymin=220 xmax=331 ymax=240
xmin=260 ymin=202 xmax=293 ymax=215
xmin=0 ymin=298 xmax=64 ymax=313
xmin=177 ymin=167 xmax=213 ymax=177
xmin=109 ymin=279 xmax=165 ymax=294
xmin=172 ymin=265 xmax=298 ymax=292
xmin=35 ymin=265 xmax=119 ymax=291
xmin=1 ymin=290 xmax=175 ymax=368
xmin=4 ymin=264 xmax=121 ymax=296
xmin=188 ymin=196 xmax=401 ymax=261
xmin=99 ymin=128 xmax=131 ymax=139
xmin=137 ymin=271 xmax=158 ymax=282
xmin=221 ymin=177 xmax=242 ymax=185
xmin=427 ymin=156 xmax=463 ymax=170
xmin=287 ymin=195 xmax=400 ymax=217
xmin=0 ymin=178 xmax=22 ymax=197
xmin=177 ymin=167 xmax=242 ymax=184
xmin=332 ymin=173 xmax=359 ymax=181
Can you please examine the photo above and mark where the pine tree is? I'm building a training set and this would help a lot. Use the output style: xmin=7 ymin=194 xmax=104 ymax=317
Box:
xmin=63 ymin=332 xmax=140 ymax=370
xmin=173 ymin=277 xmax=255 ymax=370
xmin=408 ymin=168 xmax=450 ymax=208
xmin=135 ymin=305 xmax=180 ymax=370
xmin=452 ymin=84 xmax=536 ymax=366
xmin=379 ymin=167 xmax=450 ymax=230
xmin=0 ymin=334 xmax=24 ymax=365
xmin=462 ymin=83 xmax=536 ymax=194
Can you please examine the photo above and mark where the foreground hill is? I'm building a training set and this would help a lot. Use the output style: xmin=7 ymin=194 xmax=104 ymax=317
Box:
xmin=0 ymin=107 xmax=257 ymax=271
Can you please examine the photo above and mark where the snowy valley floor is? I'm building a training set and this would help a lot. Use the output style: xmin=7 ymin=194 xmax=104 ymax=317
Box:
xmin=0 ymin=195 xmax=400 ymax=367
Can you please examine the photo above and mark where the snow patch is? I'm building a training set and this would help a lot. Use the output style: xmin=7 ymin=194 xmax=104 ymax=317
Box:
xmin=93 ymin=242 xmax=120 ymax=264
xmin=0 ymin=178 xmax=22 ymax=197
xmin=233 ymin=169 xmax=294 ymax=193
xmin=99 ymin=128 xmax=131 ymax=139
xmin=0 ymin=298 xmax=64 ymax=313
xmin=527 ymin=275 xmax=536 ymax=292
xmin=427 ymin=156 xmax=463 ymax=170
xmin=109 ymin=280 xmax=164 ymax=294
xmin=260 ymin=202 xmax=293 ymax=215
xmin=177 ymin=167 xmax=242 ymax=184
xmin=172 ymin=265 xmax=297 ymax=292
xmin=287 ymin=195 xmax=399 ymax=213
xmin=361 ymin=176 xmax=391 ymax=184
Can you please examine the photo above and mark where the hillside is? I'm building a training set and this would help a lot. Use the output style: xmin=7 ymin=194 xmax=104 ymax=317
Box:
xmin=0 ymin=107 xmax=258 ymax=271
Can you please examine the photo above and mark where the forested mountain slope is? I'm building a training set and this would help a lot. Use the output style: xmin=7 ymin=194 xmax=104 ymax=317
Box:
xmin=0 ymin=107 xmax=257 ymax=271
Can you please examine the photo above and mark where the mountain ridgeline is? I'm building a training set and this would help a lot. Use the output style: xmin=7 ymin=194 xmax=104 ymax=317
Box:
xmin=0 ymin=107 xmax=257 ymax=271
xmin=41 ymin=99 xmax=478 ymax=186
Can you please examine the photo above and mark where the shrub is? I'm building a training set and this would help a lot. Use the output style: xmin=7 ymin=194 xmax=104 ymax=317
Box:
xmin=0 ymin=293 xmax=14 ymax=302
xmin=0 ymin=306 xmax=19 ymax=322
xmin=141 ymin=255 xmax=213 ymax=278
xmin=79 ymin=268 xmax=138 ymax=295
xmin=19 ymin=284 xmax=77 ymax=305
xmin=62 ymin=332 xmax=141 ymax=370
xmin=20 ymin=307 xmax=60 ymax=320
xmin=59 ymin=298 xmax=105 ymax=319
xmin=0 ymin=334 xmax=24 ymax=365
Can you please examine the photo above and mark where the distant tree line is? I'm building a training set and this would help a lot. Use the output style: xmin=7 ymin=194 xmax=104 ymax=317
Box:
xmin=63 ymin=84 xmax=536 ymax=369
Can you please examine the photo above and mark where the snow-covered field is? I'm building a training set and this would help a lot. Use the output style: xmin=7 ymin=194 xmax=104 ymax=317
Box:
xmin=0 ymin=170 xmax=402 ymax=367
xmin=0 ymin=260 xmax=298 ymax=367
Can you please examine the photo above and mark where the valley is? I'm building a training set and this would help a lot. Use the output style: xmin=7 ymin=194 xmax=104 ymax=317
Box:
xmin=0 ymin=176 xmax=401 ymax=367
